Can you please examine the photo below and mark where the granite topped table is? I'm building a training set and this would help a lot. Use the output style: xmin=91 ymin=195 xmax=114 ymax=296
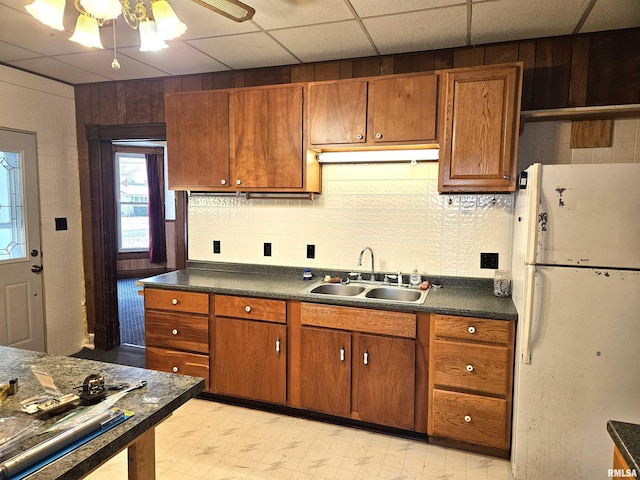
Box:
xmin=0 ymin=346 xmax=204 ymax=479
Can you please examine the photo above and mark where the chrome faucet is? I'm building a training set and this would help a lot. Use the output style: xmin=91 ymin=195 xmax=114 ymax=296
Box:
xmin=358 ymin=247 xmax=375 ymax=282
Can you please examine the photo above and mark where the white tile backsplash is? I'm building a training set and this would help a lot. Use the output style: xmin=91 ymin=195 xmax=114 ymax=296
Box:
xmin=188 ymin=162 xmax=513 ymax=278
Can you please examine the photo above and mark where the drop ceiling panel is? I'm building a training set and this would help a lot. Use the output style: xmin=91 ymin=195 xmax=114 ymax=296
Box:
xmin=0 ymin=41 xmax=42 ymax=62
xmin=580 ymin=0 xmax=640 ymax=32
xmin=8 ymin=57 xmax=110 ymax=84
xmin=471 ymin=0 xmax=592 ymax=44
xmin=251 ymin=0 xmax=353 ymax=30
xmin=188 ymin=32 xmax=299 ymax=69
xmin=56 ymin=50 xmax=169 ymax=81
xmin=119 ymin=42 xmax=229 ymax=75
xmin=350 ymin=0 xmax=465 ymax=17
xmin=271 ymin=20 xmax=376 ymax=63
xmin=363 ymin=5 xmax=468 ymax=54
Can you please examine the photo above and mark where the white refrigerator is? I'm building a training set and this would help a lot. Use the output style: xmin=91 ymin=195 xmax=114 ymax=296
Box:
xmin=510 ymin=163 xmax=640 ymax=479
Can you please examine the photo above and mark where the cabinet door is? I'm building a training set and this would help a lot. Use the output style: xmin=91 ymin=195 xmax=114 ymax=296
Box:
xmin=230 ymin=85 xmax=303 ymax=189
xmin=214 ymin=317 xmax=286 ymax=404
xmin=309 ymin=81 xmax=367 ymax=145
xmin=166 ymin=91 xmax=230 ymax=190
xmin=299 ymin=327 xmax=351 ymax=417
xmin=371 ymin=75 xmax=437 ymax=143
xmin=354 ymin=334 xmax=415 ymax=429
xmin=438 ymin=65 xmax=521 ymax=192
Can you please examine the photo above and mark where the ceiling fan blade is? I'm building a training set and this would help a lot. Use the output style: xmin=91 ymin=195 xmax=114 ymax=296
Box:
xmin=191 ymin=0 xmax=255 ymax=22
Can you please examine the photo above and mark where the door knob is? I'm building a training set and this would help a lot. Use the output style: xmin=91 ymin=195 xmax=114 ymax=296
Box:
xmin=31 ymin=265 xmax=43 ymax=273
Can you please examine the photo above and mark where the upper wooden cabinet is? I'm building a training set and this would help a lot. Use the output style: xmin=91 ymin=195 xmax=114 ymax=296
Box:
xmin=438 ymin=63 xmax=523 ymax=193
xmin=230 ymin=85 xmax=304 ymax=190
xmin=165 ymin=84 xmax=320 ymax=194
xmin=165 ymin=90 xmax=230 ymax=190
xmin=308 ymin=73 xmax=438 ymax=147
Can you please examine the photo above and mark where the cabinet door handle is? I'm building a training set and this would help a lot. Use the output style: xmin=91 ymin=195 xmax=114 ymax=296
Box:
xmin=363 ymin=350 xmax=368 ymax=366
xmin=467 ymin=326 xmax=476 ymax=334
xmin=171 ymin=298 xmax=178 ymax=305
xmin=466 ymin=364 xmax=474 ymax=372
xmin=503 ymin=175 xmax=510 ymax=180
xmin=275 ymin=337 xmax=280 ymax=354
xmin=375 ymin=132 xmax=382 ymax=139
xmin=221 ymin=179 xmax=227 ymax=185
xmin=172 ymin=329 xmax=178 ymax=335
xmin=236 ymin=179 xmax=242 ymax=185
xmin=172 ymin=366 xmax=179 ymax=373
xmin=245 ymin=305 xmax=251 ymax=313
xmin=340 ymin=347 xmax=345 ymax=363
xmin=464 ymin=415 xmax=472 ymax=423
xmin=356 ymin=133 xmax=363 ymax=140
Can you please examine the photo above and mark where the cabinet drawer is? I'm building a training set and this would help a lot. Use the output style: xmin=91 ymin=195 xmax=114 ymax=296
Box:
xmin=145 ymin=311 xmax=209 ymax=353
xmin=433 ymin=314 xmax=512 ymax=345
xmin=145 ymin=288 xmax=210 ymax=315
xmin=301 ymin=303 xmax=416 ymax=338
xmin=431 ymin=389 xmax=508 ymax=449
xmin=432 ymin=339 xmax=509 ymax=396
xmin=214 ymin=295 xmax=286 ymax=323
xmin=146 ymin=346 xmax=209 ymax=390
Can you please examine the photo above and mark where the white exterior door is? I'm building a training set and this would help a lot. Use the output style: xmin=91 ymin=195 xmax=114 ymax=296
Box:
xmin=0 ymin=129 xmax=45 ymax=352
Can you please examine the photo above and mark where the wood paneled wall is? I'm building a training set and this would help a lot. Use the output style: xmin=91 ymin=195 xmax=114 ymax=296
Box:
xmin=74 ymin=28 xmax=640 ymax=341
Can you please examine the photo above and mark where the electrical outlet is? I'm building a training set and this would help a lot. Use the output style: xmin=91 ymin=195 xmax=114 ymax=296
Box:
xmin=264 ymin=242 xmax=272 ymax=257
xmin=306 ymin=244 xmax=315 ymax=259
xmin=213 ymin=240 xmax=221 ymax=254
xmin=480 ymin=252 xmax=499 ymax=269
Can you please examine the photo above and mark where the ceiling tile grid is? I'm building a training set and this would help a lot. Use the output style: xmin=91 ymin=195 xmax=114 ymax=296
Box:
xmin=0 ymin=0 xmax=638 ymax=84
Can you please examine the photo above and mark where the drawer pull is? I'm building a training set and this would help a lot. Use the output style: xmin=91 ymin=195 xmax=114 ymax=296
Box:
xmin=172 ymin=366 xmax=179 ymax=373
xmin=466 ymin=364 xmax=474 ymax=372
xmin=245 ymin=305 xmax=251 ymax=313
xmin=171 ymin=298 xmax=178 ymax=305
xmin=464 ymin=415 xmax=472 ymax=423
xmin=340 ymin=347 xmax=345 ymax=363
xmin=275 ymin=338 xmax=280 ymax=354
xmin=363 ymin=351 xmax=368 ymax=366
xmin=467 ymin=326 xmax=476 ymax=334
xmin=172 ymin=329 xmax=178 ymax=335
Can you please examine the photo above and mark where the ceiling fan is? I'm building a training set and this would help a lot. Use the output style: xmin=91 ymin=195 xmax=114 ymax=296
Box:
xmin=191 ymin=0 xmax=255 ymax=22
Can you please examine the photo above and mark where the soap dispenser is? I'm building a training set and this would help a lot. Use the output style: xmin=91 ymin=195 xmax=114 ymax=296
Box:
xmin=410 ymin=268 xmax=420 ymax=287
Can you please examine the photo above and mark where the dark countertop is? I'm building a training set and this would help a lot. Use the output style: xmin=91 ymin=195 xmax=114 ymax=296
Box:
xmin=140 ymin=263 xmax=518 ymax=321
xmin=0 ymin=346 xmax=204 ymax=480
xmin=608 ymin=420 xmax=640 ymax=473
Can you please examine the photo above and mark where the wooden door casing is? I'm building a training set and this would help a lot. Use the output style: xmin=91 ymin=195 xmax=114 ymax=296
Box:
xmin=353 ymin=333 xmax=416 ymax=430
xmin=214 ymin=317 xmax=287 ymax=404
xmin=299 ymin=326 xmax=351 ymax=417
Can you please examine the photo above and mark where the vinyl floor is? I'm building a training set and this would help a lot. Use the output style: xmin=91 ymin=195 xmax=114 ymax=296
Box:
xmin=85 ymin=399 xmax=515 ymax=480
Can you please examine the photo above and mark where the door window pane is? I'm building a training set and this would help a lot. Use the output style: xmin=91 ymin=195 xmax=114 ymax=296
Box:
xmin=116 ymin=153 xmax=149 ymax=251
xmin=0 ymin=151 xmax=26 ymax=261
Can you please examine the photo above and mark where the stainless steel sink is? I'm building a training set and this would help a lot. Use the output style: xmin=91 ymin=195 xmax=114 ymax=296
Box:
xmin=309 ymin=284 xmax=366 ymax=296
xmin=365 ymin=287 xmax=423 ymax=302
xmin=301 ymin=281 xmax=429 ymax=304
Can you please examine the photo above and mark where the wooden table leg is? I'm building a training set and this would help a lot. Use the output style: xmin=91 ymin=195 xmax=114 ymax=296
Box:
xmin=127 ymin=427 xmax=156 ymax=480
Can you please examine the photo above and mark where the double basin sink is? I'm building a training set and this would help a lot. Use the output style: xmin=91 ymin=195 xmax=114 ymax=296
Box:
xmin=301 ymin=281 xmax=429 ymax=304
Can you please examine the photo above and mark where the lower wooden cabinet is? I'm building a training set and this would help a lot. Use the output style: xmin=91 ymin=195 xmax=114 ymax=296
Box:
xmin=428 ymin=313 xmax=515 ymax=452
xmin=298 ymin=303 xmax=417 ymax=430
xmin=214 ymin=317 xmax=286 ymax=404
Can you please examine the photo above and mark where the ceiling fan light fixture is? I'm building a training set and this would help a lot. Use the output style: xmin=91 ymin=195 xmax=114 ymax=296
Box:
xmin=69 ymin=14 xmax=104 ymax=49
xmin=191 ymin=0 xmax=255 ymax=22
xmin=25 ymin=0 xmax=65 ymax=31
xmin=79 ymin=0 xmax=122 ymax=20
xmin=139 ymin=19 xmax=169 ymax=52
xmin=151 ymin=0 xmax=187 ymax=40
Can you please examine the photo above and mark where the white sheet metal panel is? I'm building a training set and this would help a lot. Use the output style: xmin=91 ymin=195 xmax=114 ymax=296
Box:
xmin=536 ymin=163 xmax=640 ymax=269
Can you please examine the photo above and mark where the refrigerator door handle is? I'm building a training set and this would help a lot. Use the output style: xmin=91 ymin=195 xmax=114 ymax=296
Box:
xmin=525 ymin=164 xmax=541 ymax=265
xmin=522 ymin=265 xmax=536 ymax=364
